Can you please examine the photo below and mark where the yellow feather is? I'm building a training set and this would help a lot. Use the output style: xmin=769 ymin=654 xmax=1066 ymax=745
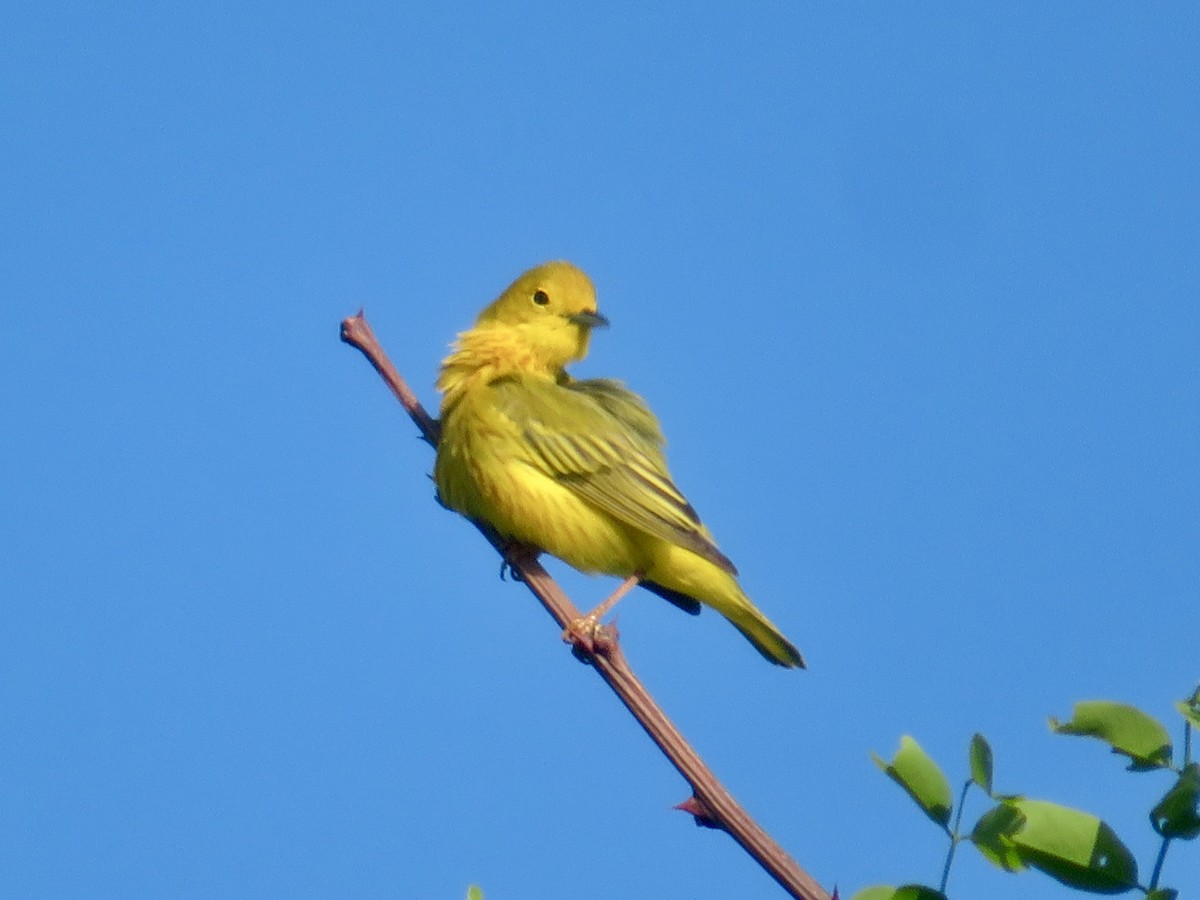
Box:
xmin=434 ymin=261 xmax=804 ymax=667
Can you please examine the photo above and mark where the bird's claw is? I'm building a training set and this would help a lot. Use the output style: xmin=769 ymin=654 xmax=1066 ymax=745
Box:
xmin=563 ymin=615 xmax=620 ymax=660
xmin=497 ymin=542 xmax=540 ymax=582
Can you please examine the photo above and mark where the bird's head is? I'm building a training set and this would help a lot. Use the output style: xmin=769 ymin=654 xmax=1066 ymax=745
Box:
xmin=475 ymin=261 xmax=608 ymax=368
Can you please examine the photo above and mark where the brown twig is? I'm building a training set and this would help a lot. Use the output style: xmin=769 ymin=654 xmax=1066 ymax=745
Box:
xmin=341 ymin=311 xmax=830 ymax=900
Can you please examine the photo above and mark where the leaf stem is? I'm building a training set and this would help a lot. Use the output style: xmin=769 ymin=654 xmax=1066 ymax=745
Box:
xmin=1148 ymin=834 xmax=1171 ymax=891
xmin=940 ymin=779 xmax=972 ymax=893
xmin=1184 ymin=713 xmax=1193 ymax=768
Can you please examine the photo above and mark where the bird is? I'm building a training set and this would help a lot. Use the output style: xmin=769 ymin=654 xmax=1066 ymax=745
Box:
xmin=433 ymin=261 xmax=804 ymax=667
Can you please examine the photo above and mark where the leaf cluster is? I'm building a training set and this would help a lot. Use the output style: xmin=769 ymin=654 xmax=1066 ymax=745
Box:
xmin=854 ymin=687 xmax=1200 ymax=899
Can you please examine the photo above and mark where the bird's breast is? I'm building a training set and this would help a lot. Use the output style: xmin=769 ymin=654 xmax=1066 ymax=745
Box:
xmin=434 ymin=395 xmax=642 ymax=576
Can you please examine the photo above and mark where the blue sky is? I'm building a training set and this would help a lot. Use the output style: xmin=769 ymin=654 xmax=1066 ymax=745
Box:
xmin=3 ymin=3 xmax=1197 ymax=898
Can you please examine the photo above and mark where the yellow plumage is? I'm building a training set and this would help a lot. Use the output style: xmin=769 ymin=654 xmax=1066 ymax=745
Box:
xmin=433 ymin=261 xmax=804 ymax=667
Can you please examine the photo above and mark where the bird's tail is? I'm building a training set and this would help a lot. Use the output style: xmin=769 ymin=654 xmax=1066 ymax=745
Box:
xmin=647 ymin=544 xmax=805 ymax=667
xmin=715 ymin=591 xmax=806 ymax=668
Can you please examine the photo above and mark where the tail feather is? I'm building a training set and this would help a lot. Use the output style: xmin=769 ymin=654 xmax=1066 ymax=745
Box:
xmin=645 ymin=543 xmax=805 ymax=668
xmin=718 ymin=598 xmax=806 ymax=668
xmin=663 ymin=579 xmax=805 ymax=668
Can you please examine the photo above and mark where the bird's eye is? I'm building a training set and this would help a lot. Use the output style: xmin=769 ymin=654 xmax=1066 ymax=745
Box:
xmin=532 ymin=290 xmax=550 ymax=306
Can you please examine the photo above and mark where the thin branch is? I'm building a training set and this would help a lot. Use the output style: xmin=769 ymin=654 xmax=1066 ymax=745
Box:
xmin=342 ymin=309 xmax=441 ymax=447
xmin=1148 ymin=834 xmax=1171 ymax=891
xmin=341 ymin=311 xmax=830 ymax=900
xmin=940 ymin=779 xmax=972 ymax=893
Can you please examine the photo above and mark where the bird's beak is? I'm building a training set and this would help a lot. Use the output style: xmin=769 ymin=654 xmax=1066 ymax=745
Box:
xmin=568 ymin=310 xmax=610 ymax=329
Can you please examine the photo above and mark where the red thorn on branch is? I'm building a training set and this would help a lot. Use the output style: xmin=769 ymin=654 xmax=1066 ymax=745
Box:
xmin=674 ymin=795 xmax=725 ymax=831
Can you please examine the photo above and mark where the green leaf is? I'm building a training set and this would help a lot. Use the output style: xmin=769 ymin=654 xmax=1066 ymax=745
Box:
xmin=1151 ymin=762 xmax=1200 ymax=840
xmin=1176 ymin=701 xmax=1200 ymax=731
xmin=873 ymin=736 xmax=953 ymax=828
xmin=1145 ymin=889 xmax=1178 ymax=900
xmin=1049 ymin=700 xmax=1172 ymax=770
xmin=848 ymin=887 xmax=896 ymax=900
xmin=849 ymin=887 xmax=947 ymax=900
xmin=970 ymin=803 xmax=1027 ymax=872
xmin=1176 ymin=687 xmax=1200 ymax=732
xmin=969 ymin=733 xmax=994 ymax=794
xmin=466 ymin=886 xmax=484 ymax=900
xmin=892 ymin=888 xmax=948 ymax=900
xmin=1007 ymin=799 xmax=1138 ymax=893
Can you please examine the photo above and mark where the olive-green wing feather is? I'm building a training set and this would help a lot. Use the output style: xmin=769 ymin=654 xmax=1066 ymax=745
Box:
xmin=565 ymin=378 xmax=666 ymax=444
xmin=488 ymin=375 xmax=736 ymax=575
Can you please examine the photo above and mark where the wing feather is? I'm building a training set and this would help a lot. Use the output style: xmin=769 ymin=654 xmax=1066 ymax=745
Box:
xmin=488 ymin=376 xmax=736 ymax=574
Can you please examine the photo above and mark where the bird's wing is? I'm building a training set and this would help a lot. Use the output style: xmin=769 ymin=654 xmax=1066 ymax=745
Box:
xmin=488 ymin=375 xmax=736 ymax=575
xmin=564 ymin=378 xmax=666 ymax=444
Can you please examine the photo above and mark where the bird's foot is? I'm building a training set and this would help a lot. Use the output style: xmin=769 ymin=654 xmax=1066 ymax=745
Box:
xmin=561 ymin=573 xmax=641 ymax=660
xmin=498 ymin=542 xmax=540 ymax=582
xmin=563 ymin=614 xmax=620 ymax=660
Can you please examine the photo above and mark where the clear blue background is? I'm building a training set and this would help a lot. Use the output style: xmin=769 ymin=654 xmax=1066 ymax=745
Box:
xmin=3 ymin=3 xmax=1197 ymax=898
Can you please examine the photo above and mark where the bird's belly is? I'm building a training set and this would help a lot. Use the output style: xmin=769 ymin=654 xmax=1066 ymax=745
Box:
xmin=435 ymin=400 xmax=645 ymax=576
xmin=478 ymin=458 xmax=642 ymax=576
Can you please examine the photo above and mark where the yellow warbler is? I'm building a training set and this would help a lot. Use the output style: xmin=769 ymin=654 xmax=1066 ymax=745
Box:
xmin=433 ymin=261 xmax=804 ymax=667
